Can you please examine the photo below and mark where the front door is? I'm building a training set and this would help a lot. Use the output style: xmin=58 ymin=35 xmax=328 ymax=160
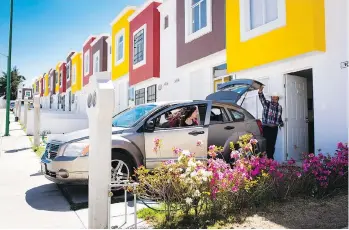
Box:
xmin=144 ymin=103 xmax=209 ymax=168
xmin=68 ymin=92 xmax=71 ymax=111
xmin=285 ymin=74 xmax=308 ymax=161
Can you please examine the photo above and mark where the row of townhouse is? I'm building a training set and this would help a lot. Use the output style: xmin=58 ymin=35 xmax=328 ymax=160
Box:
xmin=31 ymin=0 xmax=348 ymax=161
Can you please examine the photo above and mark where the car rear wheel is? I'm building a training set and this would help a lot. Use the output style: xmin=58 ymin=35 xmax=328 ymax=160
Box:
xmin=110 ymin=152 xmax=135 ymax=191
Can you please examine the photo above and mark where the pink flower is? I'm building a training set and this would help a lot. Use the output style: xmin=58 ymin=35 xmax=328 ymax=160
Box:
xmin=288 ymin=158 xmax=296 ymax=165
xmin=196 ymin=140 xmax=204 ymax=147
xmin=249 ymin=139 xmax=258 ymax=145
xmin=296 ymin=172 xmax=302 ymax=178
xmin=209 ymin=145 xmax=216 ymax=151
xmin=172 ymin=147 xmax=182 ymax=155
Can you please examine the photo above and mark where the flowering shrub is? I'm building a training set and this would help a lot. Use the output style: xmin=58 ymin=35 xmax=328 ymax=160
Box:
xmin=132 ymin=135 xmax=348 ymax=223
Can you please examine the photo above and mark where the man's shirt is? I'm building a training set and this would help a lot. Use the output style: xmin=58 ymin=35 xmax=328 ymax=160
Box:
xmin=258 ymin=92 xmax=284 ymax=127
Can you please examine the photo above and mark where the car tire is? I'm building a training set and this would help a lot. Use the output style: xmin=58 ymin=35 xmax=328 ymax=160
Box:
xmin=111 ymin=151 xmax=136 ymax=190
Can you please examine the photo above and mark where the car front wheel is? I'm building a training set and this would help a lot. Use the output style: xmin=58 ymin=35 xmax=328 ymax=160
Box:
xmin=110 ymin=152 xmax=135 ymax=190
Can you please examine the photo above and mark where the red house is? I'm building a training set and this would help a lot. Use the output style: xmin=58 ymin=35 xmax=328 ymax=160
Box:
xmin=128 ymin=0 xmax=161 ymax=86
xmin=82 ymin=36 xmax=96 ymax=86
xmin=59 ymin=62 xmax=67 ymax=93
xmin=40 ymin=76 xmax=44 ymax=97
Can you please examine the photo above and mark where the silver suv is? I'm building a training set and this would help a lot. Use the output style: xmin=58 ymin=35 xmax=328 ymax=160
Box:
xmin=41 ymin=79 xmax=266 ymax=185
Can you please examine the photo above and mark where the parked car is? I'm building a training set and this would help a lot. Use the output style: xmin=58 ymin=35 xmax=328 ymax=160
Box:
xmin=40 ymin=79 xmax=266 ymax=186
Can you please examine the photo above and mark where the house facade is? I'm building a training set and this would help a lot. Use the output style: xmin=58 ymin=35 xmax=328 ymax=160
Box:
xmin=110 ymin=6 xmax=136 ymax=113
xmin=65 ymin=51 xmax=75 ymax=112
xmin=223 ymin=0 xmax=348 ymax=161
xmin=128 ymin=0 xmax=162 ymax=106
xmin=157 ymin=0 xmax=226 ymax=101
xmin=59 ymin=62 xmax=67 ymax=111
xmin=71 ymin=52 xmax=82 ymax=113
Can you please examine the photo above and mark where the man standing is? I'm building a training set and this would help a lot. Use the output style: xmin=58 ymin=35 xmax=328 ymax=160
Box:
xmin=258 ymin=86 xmax=284 ymax=159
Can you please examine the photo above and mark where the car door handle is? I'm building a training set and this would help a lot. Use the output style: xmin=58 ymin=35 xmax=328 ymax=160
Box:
xmin=224 ymin=126 xmax=235 ymax=130
xmin=188 ymin=131 xmax=205 ymax=136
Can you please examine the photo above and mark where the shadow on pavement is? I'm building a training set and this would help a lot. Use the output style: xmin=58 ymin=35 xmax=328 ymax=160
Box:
xmin=30 ymin=171 xmax=43 ymax=177
xmin=4 ymin=147 xmax=32 ymax=153
xmin=25 ymin=183 xmax=71 ymax=212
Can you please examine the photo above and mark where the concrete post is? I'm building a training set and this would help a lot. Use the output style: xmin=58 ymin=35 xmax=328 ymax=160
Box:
xmin=17 ymin=99 xmax=21 ymax=122
xmin=14 ymin=100 xmax=18 ymax=118
xmin=23 ymin=97 xmax=28 ymax=128
xmin=33 ymin=95 xmax=40 ymax=147
xmin=87 ymin=73 xmax=114 ymax=229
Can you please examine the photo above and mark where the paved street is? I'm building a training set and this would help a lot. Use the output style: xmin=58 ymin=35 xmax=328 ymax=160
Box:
xmin=0 ymin=109 xmax=151 ymax=229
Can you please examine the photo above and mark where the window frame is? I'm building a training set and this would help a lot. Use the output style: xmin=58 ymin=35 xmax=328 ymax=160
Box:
xmin=59 ymin=71 xmax=62 ymax=87
xmin=93 ymin=50 xmax=100 ymax=74
xmin=135 ymin=88 xmax=146 ymax=105
xmin=209 ymin=106 xmax=230 ymax=124
xmin=184 ymin=0 xmax=213 ymax=43
xmin=132 ymin=24 xmax=147 ymax=69
xmin=239 ymin=0 xmax=286 ymax=42
xmin=83 ymin=50 xmax=90 ymax=75
xmin=164 ymin=15 xmax=169 ymax=29
xmin=147 ymin=84 xmax=157 ymax=103
xmin=115 ymin=28 xmax=125 ymax=66
xmin=227 ymin=108 xmax=246 ymax=122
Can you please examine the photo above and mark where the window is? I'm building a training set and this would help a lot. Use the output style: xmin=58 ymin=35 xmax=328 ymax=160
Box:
xmin=147 ymin=85 xmax=157 ymax=103
xmin=239 ymin=0 xmax=286 ymax=41
xmin=153 ymin=104 xmax=207 ymax=129
xmin=66 ymin=63 xmax=70 ymax=80
xmin=93 ymin=51 xmax=100 ymax=73
xmin=164 ymin=15 xmax=169 ymax=29
xmin=72 ymin=65 xmax=76 ymax=84
xmin=227 ymin=108 xmax=246 ymax=122
xmin=55 ymin=73 xmax=58 ymax=84
xmin=112 ymin=104 xmax=157 ymax=128
xmin=135 ymin=88 xmax=145 ymax=105
xmin=210 ymin=106 xmax=229 ymax=124
xmin=59 ymin=72 xmax=62 ymax=87
xmin=84 ymin=51 xmax=90 ymax=75
xmin=184 ymin=0 xmax=212 ymax=43
xmin=115 ymin=29 xmax=125 ymax=66
xmin=133 ymin=24 xmax=147 ymax=69
xmin=25 ymin=91 xmax=31 ymax=98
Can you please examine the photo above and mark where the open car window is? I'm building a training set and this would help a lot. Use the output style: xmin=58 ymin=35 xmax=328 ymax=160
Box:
xmin=154 ymin=104 xmax=207 ymax=129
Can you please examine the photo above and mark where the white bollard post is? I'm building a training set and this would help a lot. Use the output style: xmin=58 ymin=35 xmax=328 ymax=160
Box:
xmin=15 ymin=100 xmax=18 ymax=119
xmin=87 ymin=74 xmax=114 ymax=229
xmin=18 ymin=100 xmax=22 ymax=122
xmin=24 ymin=97 xmax=28 ymax=129
xmin=33 ymin=95 xmax=41 ymax=147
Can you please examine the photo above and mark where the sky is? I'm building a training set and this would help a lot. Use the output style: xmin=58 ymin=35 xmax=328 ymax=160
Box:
xmin=0 ymin=0 xmax=145 ymax=87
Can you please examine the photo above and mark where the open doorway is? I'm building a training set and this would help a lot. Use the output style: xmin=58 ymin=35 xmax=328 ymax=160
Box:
xmin=285 ymin=68 xmax=314 ymax=161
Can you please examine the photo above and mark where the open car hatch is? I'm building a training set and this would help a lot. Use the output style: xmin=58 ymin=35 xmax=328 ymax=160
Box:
xmin=206 ymin=79 xmax=264 ymax=105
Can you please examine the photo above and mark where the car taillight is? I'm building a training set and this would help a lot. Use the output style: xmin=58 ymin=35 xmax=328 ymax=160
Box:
xmin=256 ymin=119 xmax=263 ymax=136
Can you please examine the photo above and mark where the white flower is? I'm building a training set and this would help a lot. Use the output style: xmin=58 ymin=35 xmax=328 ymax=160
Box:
xmin=202 ymin=177 xmax=207 ymax=182
xmin=180 ymin=174 xmax=186 ymax=178
xmin=185 ymin=197 xmax=193 ymax=205
xmin=188 ymin=159 xmax=196 ymax=167
xmin=193 ymin=190 xmax=201 ymax=197
xmin=169 ymin=168 xmax=173 ymax=172
xmin=182 ymin=150 xmax=191 ymax=156
xmin=190 ymin=171 xmax=197 ymax=178
xmin=178 ymin=168 xmax=183 ymax=172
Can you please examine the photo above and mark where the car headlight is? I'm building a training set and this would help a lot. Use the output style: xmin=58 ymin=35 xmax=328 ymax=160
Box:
xmin=58 ymin=140 xmax=89 ymax=157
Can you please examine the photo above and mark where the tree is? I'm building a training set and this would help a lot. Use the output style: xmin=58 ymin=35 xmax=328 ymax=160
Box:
xmin=0 ymin=66 xmax=26 ymax=100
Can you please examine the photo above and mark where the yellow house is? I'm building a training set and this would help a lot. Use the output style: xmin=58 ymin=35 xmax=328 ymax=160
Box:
xmin=55 ymin=62 xmax=61 ymax=93
xmin=110 ymin=6 xmax=136 ymax=81
xmin=44 ymin=72 xmax=49 ymax=96
xmin=71 ymin=52 xmax=82 ymax=93
xmin=226 ymin=0 xmax=325 ymax=73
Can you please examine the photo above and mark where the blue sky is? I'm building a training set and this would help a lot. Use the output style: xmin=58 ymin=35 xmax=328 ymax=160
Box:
xmin=0 ymin=0 xmax=145 ymax=87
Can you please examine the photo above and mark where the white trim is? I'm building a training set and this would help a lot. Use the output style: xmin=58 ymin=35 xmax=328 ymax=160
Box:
xmin=83 ymin=50 xmax=91 ymax=75
xmin=110 ymin=6 xmax=137 ymax=26
xmin=132 ymin=24 xmax=147 ymax=70
xmin=82 ymin=35 xmax=96 ymax=47
xmin=72 ymin=64 xmax=77 ymax=84
xmin=128 ymin=0 xmax=162 ymax=22
xmin=90 ymin=34 xmax=110 ymax=47
xmin=239 ymin=0 xmax=286 ymax=42
xmin=93 ymin=50 xmax=101 ymax=74
xmin=115 ymin=28 xmax=125 ymax=66
xmin=184 ymin=0 xmax=213 ymax=43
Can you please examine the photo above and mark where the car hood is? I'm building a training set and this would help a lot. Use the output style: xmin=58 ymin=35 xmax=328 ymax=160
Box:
xmin=47 ymin=127 xmax=128 ymax=143
xmin=206 ymin=79 xmax=264 ymax=104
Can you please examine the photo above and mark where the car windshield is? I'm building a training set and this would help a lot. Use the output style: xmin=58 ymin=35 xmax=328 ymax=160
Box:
xmin=112 ymin=104 xmax=157 ymax=128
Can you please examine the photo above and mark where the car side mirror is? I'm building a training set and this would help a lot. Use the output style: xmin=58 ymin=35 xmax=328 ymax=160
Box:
xmin=145 ymin=120 xmax=155 ymax=132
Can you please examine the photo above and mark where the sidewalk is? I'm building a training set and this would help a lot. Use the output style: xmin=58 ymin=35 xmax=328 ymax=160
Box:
xmin=0 ymin=110 xmax=85 ymax=228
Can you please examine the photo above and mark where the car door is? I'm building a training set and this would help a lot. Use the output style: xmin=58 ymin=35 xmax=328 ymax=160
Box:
xmin=207 ymin=105 xmax=235 ymax=150
xmin=144 ymin=102 xmax=210 ymax=168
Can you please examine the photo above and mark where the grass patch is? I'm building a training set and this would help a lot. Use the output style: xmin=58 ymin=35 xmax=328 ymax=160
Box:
xmin=28 ymin=136 xmax=45 ymax=158
xmin=137 ymin=189 xmax=348 ymax=229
